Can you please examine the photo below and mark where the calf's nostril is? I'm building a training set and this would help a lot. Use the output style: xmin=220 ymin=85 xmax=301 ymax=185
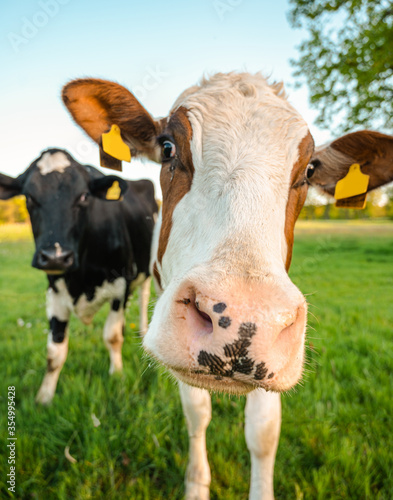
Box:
xmin=196 ymin=308 xmax=213 ymax=326
xmin=190 ymin=297 xmax=214 ymax=334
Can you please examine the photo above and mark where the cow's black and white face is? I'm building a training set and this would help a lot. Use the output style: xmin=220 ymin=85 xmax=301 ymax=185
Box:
xmin=0 ymin=148 xmax=127 ymax=274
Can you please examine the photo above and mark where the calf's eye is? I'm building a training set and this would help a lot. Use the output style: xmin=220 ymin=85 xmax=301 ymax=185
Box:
xmin=306 ymin=163 xmax=316 ymax=179
xmin=162 ymin=141 xmax=176 ymax=160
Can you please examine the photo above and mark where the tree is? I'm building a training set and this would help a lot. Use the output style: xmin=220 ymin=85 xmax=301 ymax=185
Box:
xmin=288 ymin=0 xmax=393 ymax=132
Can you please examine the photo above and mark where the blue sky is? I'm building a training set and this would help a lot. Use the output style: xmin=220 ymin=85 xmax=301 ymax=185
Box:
xmin=1 ymin=0 xmax=332 ymax=196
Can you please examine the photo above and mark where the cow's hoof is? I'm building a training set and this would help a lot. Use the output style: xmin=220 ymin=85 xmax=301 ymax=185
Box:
xmin=109 ymin=365 xmax=123 ymax=376
xmin=185 ymin=482 xmax=210 ymax=500
xmin=35 ymin=389 xmax=54 ymax=405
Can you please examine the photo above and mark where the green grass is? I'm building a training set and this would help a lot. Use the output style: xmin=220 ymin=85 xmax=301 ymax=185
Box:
xmin=0 ymin=221 xmax=393 ymax=499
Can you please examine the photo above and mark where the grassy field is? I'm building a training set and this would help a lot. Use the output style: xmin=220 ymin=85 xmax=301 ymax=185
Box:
xmin=0 ymin=221 xmax=392 ymax=499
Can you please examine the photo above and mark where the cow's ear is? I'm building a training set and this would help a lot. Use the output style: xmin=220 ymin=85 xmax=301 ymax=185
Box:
xmin=0 ymin=173 xmax=23 ymax=200
xmin=88 ymin=175 xmax=128 ymax=201
xmin=62 ymin=78 xmax=163 ymax=165
xmin=308 ymin=130 xmax=393 ymax=196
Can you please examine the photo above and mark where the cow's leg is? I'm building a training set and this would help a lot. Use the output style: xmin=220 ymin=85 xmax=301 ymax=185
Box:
xmin=36 ymin=317 xmax=70 ymax=404
xmin=179 ymin=381 xmax=212 ymax=500
xmin=103 ymin=299 xmax=125 ymax=374
xmin=245 ymin=390 xmax=281 ymax=500
xmin=139 ymin=276 xmax=151 ymax=335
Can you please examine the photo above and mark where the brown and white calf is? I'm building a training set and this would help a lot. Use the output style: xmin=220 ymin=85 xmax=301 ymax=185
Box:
xmin=62 ymin=73 xmax=393 ymax=500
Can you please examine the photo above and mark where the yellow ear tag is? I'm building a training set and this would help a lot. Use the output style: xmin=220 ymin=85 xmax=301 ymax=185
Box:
xmin=335 ymin=193 xmax=367 ymax=209
xmin=102 ymin=125 xmax=131 ymax=162
xmin=106 ymin=181 xmax=122 ymax=200
xmin=334 ymin=163 xmax=369 ymax=200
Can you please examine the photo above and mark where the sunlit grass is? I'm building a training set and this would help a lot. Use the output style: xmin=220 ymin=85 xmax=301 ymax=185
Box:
xmin=0 ymin=221 xmax=392 ymax=499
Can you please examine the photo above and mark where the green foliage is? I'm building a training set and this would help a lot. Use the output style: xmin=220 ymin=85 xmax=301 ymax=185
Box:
xmin=385 ymin=186 xmax=393 ymax=219
xmin=299 ymin=187 xmax=393 ymax=219
xmin=288 ymin=0 xmax=393 ymax=131
xmin=0 ymin=222 xmax=393 ymax=498
xmin=0 ymin=197 xmax=29 ymax=224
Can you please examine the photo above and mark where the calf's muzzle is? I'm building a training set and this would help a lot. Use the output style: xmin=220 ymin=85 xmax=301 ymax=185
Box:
xmin=145 ymin=273 xmax=307 ymax=394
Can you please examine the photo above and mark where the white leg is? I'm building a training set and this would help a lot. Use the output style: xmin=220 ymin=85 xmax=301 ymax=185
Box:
xmin=103 ymin=306 xmax=124 ymax=374
xmin=139 ymin=277 xmax=151 ymax=335
xmin=245 ymin=390 xmax=281 ymax=500
xmin=36 ymin=288 xmax=71 ymax=404
xmin=36 ymin=328 xmax=69 ymax=404
xmin=178 ymin=381 xmax=212 ymax=500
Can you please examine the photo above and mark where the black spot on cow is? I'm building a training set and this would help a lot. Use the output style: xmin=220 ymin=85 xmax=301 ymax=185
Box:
xmin=197 ymin=321 xmax=269 ymax=381
xmin=198 ymin=321 xmax=260 ymax=378
xmin=223 ymin=337 xmax=254 ymax=375
xmin=50 ymin=317 xmax=68 ymax=343
xmin=218 ymin=316 xmax=231 ymax=328
xmin=238 ymin=322 xmax=257 ymax=338
xmin=112 ymin=299 xmax=121 ymax=311
xmin=254 ymin=362 xmax=268 ymax=380
xmin=198 ymin=351 xmax=229 ymax=376
xmin=232 ymin=356 xmax=254 ymax=375
xmin=224 ymin=338 xmax=251 ymax=359
xmin=213 ymin=302 xmax=227 ymax=313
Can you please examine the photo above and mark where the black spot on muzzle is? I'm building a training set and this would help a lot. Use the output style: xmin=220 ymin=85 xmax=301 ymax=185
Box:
xmin=218 ymin=316 xmax=231 ymax=328
xmin=213 ymin=302 xmax=227 ymax=313
xmin=197 ymin=322 xmax=268 ymax=381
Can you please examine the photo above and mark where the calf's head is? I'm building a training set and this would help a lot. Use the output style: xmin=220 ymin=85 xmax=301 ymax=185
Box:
xmin=64 ymin=73 xmax=393 ymax=394
xmin=0 ymin=149 xmax=127 ymax=274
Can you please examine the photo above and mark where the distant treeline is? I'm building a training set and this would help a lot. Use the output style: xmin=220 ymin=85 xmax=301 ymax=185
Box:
xmin=299 ymin=202 xmax=393 ymax=220
xmin=1 ymin=191 xmax=393 ymax=224
xmin=300 ymin=188 xmax=393 ymax=220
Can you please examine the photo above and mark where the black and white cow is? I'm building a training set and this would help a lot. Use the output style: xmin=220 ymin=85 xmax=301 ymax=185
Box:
xmin=0 ymin=148 xmax=157 ymax=404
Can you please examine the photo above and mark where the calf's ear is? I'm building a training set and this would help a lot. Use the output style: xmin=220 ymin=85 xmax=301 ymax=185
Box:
xmin=62 ymin=78 xmax=163 ymax=166
xmin=88 ymin=175 xmax=128 ymax=201
xmin=0 ymin=173 xmax=23 ymax=200
xmin=309 ymin=130 xmax=393 ymax=196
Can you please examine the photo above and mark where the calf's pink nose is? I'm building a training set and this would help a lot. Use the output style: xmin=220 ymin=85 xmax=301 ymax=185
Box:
xmin=173 ymin=279 xmax=307 ymax=388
